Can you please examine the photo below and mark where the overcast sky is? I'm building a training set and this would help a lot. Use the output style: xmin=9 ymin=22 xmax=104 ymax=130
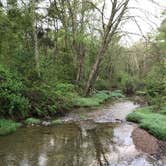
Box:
xmin=120 ymin=0 xmax=166 ymax=46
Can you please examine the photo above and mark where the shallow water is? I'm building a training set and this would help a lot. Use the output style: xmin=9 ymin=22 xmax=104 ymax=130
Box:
xmin=0 ymin=101 xmax=165 ymax=166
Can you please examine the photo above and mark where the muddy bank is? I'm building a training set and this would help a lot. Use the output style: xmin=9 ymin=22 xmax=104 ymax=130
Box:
xmin=133 ymin=128 xmax=166 ymax=160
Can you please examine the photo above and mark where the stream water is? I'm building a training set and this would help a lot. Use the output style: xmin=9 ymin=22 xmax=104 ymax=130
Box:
xmin=0 ymin=101 xmax=165 ymax=166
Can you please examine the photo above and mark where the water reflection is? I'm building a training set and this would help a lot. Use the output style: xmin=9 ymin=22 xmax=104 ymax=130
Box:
xmin=0 ymin=122 xmax=114 ymax=166
xmin=0 ymin=122 xmax=163 ymax=166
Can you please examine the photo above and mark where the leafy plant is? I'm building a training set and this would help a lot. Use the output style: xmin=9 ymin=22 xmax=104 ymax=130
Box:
xmin=0 ymin=65 xmax=30 ymax=118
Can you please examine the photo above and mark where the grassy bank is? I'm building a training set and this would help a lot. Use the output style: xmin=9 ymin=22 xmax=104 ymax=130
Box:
xmin=0 ymin=90 xmax=124 ymax=136
xmin=0 ymin=119 xmax=21 ymax=136
xmin=127 ymin=106 xmax=166 ymax=141
xmin=74 ymin=90 xmax=124 ymax=107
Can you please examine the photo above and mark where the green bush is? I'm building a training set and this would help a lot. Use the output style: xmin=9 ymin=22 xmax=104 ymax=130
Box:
xmin=0 ymin=65 xmax=30 ymax=118
xmin=94 ymin=79 xmax=110 ymax=90
xmin=117 ymin=72 xmax=138 ymax=94
xmin=24 ymin=88 xmax=57 ymax=117
xmin=53 ymin=83 xmax=78 ymax=109
xmin=25 ymin=83 xmax=78 ymax=117
xmin=0 ymin=119 xmax=21 ymax=136
xmin=127 ymin=107 xmax=166 ymax=140
xmin=145 ymin=66 xmax=166 ymax=111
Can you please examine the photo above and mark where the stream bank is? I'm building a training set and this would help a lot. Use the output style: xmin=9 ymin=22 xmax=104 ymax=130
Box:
xmin=0 ymin=101 xmax=165 ymax=166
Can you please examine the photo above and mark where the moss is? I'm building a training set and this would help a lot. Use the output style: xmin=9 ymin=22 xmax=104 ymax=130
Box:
xmin=25 ymin=118 xmax=41 ymax=125
xmin=127 ymin=107 xmax=166 ymax=141
xmin=0 ymin=119 xmax=21 ymax=136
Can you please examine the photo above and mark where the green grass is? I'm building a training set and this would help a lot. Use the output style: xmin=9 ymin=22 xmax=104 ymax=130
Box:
xmin=51 ymin=119 xmax=63 ymax=125
xmin=0 ymin=119 xmax=21 ymax=136
xmin=25 ymin=118 xmax=41 ymax=125
xmin=74 ymin=90 xmax=124 ymax=107
xmin=127 ymin=107 xmax=166 ymax=140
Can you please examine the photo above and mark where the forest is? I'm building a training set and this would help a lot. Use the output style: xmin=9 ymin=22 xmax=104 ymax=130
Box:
xmin=0 ymin=0 xmax=166 ymax=165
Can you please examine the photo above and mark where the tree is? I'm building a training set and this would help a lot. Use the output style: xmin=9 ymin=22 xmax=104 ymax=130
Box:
xmin=84 ymin=0 xmax=130 ymax=95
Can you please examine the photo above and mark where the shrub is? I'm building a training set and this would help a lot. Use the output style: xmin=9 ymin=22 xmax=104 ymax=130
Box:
xmin=25 ymin=83 xmax=78 ymax=117
xmin=53 ymin=83 xmax=78 ymax=109
xmin=0 ymin=65 xmax=30 ymax=118
xmin=117 ymin=72 xmax=138 ymax=95
xmin=24 ymin=88 xmax=57 ymax=117
xmin=0 ymin=119 xmax=21 ymax=136
xmin=145 ymin=66 xmax=166 ymax=111
xmin=94 ymin=79 xmax=110 ymax=90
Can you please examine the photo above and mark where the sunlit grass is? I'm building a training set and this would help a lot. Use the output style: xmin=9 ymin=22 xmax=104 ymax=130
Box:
xmin=25 ymin=118 xmax=41 ymax=125
xmin=127 ymin=107 xmax=166 ymax=140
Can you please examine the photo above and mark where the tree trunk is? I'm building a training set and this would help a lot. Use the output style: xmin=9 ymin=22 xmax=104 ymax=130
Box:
xmin=85 ymin=44 xmax=107 ymax=95
xmin=84 ymin=0 xmax=130 ymax=95
xmin=76 ymin=50 xmax=85 ymax=82
xmin=32 ymin=0 xmax=40 ymax=77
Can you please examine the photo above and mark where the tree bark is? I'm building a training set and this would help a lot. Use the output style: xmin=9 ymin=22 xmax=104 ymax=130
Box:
xmin=84 ymin=0 xmax=130 ymax=95
xmin=32 ymin=0 xmax=40 ymax=77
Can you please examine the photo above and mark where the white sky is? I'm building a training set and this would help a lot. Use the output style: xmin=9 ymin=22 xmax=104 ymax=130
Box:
xmin=2 ymin=0 xmax=165 ymax=46
xmin=120 ymin=0 xmax=166 ymax=46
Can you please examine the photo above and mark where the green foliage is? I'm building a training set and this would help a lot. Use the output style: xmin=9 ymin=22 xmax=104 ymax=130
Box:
xmin=117 ymin=72 xmax=138 ymax=94
xmin=127 ymin=107 xmax=166 ymax=140
xmin=0 ymin=119 xmax=21 ymax=136
xmin=53 ymin=83 xmax=78 ymax=109
xmin=0 ymin=65 xmax=30 ymax=118
xmin=94 ymin=79 xmax=111 ymax=90
xmin=25 ymin=83 xmax=78 ymax=117
xmin=160 ymin=106 xmax=166 ymax=115
xmin=24 ymin=87 xmax=57 ymax=117
xmin=109 ymin=90 xmax=125 ymax=98
xmin=74 ymin=97 xmax=100 ymax=107
xmin=25 ymin=118 xmax=41 ymax=125
xmin=135 ymin=91 xmax=146 ymax=96
xmin=145 ymin=66 xmax=166 ymax=111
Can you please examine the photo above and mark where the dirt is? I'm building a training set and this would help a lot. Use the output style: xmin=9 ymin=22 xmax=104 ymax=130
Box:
xmin=132 ymin=128 xmax=166 ymax=159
